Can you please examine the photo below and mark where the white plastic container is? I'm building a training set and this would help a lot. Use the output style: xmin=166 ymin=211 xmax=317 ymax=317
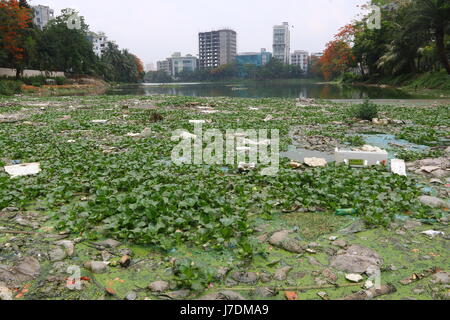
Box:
xmin=335 ymin=147 xmax=388 ymax=167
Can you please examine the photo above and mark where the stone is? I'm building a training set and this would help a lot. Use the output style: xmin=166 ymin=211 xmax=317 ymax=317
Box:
xmin=56 ymin=240 xmax=75 ymax=256
xmin=126 ymin=291 xmax=137 ymax=300
xmin=304 ymin=157 xmax=327 ymax=167
xmin=198 ymin=290 xmax=245 ymax=301
xmin=215 ymin=267 xmax=230 ymax=280
xmin=431 ymin=272 xmax=449 ymax=284
xmin=93 ymin=239 xmax=121 ymax=248
xmin=317 ymin=291 xmax=329 ymax=300
xmin=339 ymin=220 xmax=367 ymax=234
xmin=403 ymin=220 xmax=422 ymax=230
xmin=419 ymin=196 xmax=449 ymax=209
xmin=119 ymin=255 xmax=131 ymax=268
xmin=308 ymin=257 xmax=322 ymax=266
xmin=149 ymin=280 xmax=170 ymax=293
xmin=231 ymin=272 xmax=258 ymax=284
xmin=48 ymin=247 xmax=67 ymax=262
xmin=322 ymin=268 xmax=337 ymax=283
xmin=0 ymin=286 xmax=13 ymax=300
xmin=274 ymin=266 xmax=293 ymax=281
xmin=420 ymin=166 xmax=440 ymax=173
xmin=332 ymin=239 xmax=347 ymax=248
xmin=84 ymin=261 xmax=108 ymax=274
xmin=345 ymin=273 xmax=364 ymax=283
xmin=330 ymin=245 xmax=383 ymax=274
xmin=0 ymin=257 xmax=41 ymax=286
xmin=431 ymin=170 xmax=450 ymax=179
xmin=163 ymin=290 xmax=191 ymax=299
xmin=364 ymin=280 xmax=374 ymax=289
xmin=253 ymin=287 xmax=278 ymax=298
xmin=101 ymin=251 xmax=112 ymax=262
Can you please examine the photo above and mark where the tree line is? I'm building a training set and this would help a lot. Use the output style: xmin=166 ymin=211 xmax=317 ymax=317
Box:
xmin=0 ymin=0 xmax=144 ymax=82
xmin=310 ymin=0 xmax=450 ymax=82
xmin=144 ymin=58 xmax=306 ymax=83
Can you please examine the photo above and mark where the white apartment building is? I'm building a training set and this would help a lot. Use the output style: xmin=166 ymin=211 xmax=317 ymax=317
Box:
xmin=90 ymin=32 xmax=108 ymax=57
xmin=273 ymin=22 xmax=290 ymax=64
xmin=32 ymin=5 xmax=54 ymax=30
xmin=171 ymin=54 xmax=198 ymax=76
xmin=291 ymin=50 xmax=309 ymax=72
xmin=158 ymin=53 xmax=198 ymax=77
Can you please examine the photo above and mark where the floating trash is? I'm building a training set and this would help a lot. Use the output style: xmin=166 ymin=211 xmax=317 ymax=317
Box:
xmin=4 ymin=163 xmax=41 ymax=178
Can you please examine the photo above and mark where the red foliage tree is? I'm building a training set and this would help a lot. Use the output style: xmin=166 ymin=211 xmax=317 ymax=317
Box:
xmin=320 ymin=24 xmax=357 ymax=80
xmin=0 ymin=0 xmax=32 ymax=77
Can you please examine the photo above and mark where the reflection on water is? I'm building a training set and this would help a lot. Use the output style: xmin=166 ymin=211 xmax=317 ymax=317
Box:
xmin=106 ymin=81 xmax=424 ymax=99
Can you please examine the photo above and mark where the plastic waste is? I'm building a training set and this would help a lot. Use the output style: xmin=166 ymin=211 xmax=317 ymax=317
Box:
xmin=4 ymin=162 xmax=41 ymax=178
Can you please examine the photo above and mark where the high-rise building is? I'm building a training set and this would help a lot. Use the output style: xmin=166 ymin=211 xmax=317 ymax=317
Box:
xmin=290 ymin=50 xmax=309 ymax=72
xmin=32 ymin=5 xmax=54 ymax=30
xmin=199 ymin=29 xmax=237 ymax=69
xmin=88 ymin=32 xmax=108 ymax=57
xmin=273 ymin=22 xmax=290 ymax=64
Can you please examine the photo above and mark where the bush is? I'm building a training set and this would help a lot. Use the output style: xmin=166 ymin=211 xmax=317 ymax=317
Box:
xmin=0 ymin=80 xmax=23 ymax=96
xmin=353 ymin=99 xmax=378 ymax=120
xmin=54 ymin=77 xmax=67 ymax=85
xmin=22 ymin=75 xmax=46 ymax=87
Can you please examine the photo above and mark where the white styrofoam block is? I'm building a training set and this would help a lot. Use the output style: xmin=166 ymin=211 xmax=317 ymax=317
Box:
xmin=4 ymin=163 xmax=41 ymax=178
xmin=391 ymin=159 xmax=407 ymax=176
xmin=335 ymin=148 xmax=388 ymax=167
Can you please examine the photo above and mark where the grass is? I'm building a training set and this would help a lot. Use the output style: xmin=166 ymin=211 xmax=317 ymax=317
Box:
xmin=0 ymin=79 xmax=23 ymax=96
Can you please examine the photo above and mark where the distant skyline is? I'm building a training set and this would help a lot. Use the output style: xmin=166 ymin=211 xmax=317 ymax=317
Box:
xmin=29 ymin=0 xmax=368 ymax=65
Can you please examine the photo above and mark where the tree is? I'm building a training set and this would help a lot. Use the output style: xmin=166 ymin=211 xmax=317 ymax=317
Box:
xmin=0 ymin=0 xmax=33 ymax=78
xmin=406 ymin=0 xmax=450 ymax=74
xmin=35 ymin=9 xmax=99 ymax=75
xmin=320 ymin=25 xmax=357 ymax=81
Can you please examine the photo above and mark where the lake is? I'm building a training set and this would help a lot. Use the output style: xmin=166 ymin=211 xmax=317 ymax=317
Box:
xmin=106 ymin=81 xmax=437 ymax=99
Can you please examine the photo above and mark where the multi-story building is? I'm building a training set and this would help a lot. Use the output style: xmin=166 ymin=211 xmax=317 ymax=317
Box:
xmin=171 ymin=54 xmax=198 ymax=76
xmin=273 ymin=22 xmax=290 ymax=64
xmin=290 ymin=50 xmax=309 ymax=72
xmin=157 ymin=59 xmax=172 ymax=75
xmin=157 ymin=53 xmax=198 ymax=77
xmin=87 ymin=32 xmax=108 ymax=57
xmin=236 ymin=49 xmax=272 ymax=67
xmin=32 ymin=5 xmax=54 ymax=30
xmin=199 ymin=29 xmax=237 ymax=69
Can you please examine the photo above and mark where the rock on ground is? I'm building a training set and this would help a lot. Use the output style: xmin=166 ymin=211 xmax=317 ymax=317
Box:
xmin=149 ymin=280 xmax=170 ymax=293
xmin=418 ymin=196 xmax=449 ymax=209
xmin=84 ymin=261 xmax=108 ymax=274
xmin=231 ymin=272 xmax=259 ymax=284
xmin=274 ymin=266 xmax=293 ymax=281
xmin=431 ymin=272 xmax=449 ymax=285
xmin=197 ymin=291 xmax=245 ymax=301
xmin=330 ymin=245 xmax=383 ymax=274
xmin=0 ymin=257 xmax=41 ymax=287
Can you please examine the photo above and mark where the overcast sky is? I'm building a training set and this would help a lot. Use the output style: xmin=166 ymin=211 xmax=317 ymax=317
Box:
xmin=29 ymin=0 xmax=368 ymax=67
